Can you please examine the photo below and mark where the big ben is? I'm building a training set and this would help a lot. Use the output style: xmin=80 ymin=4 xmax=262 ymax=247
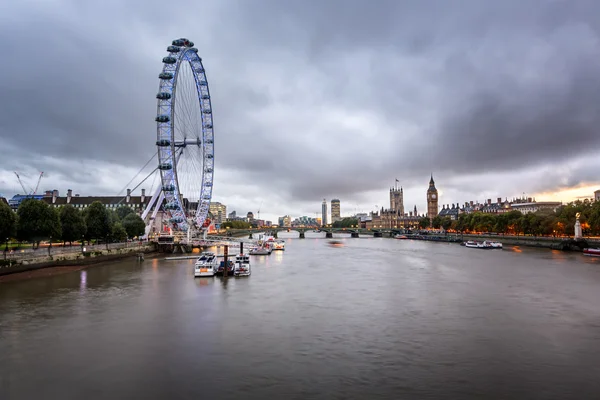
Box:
xmin=427 ymin=174 xmax=438 ymax=222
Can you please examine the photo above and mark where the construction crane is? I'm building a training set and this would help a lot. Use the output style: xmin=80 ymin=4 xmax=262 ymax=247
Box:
xmin=257 ymin=200 xmax=263 ymax=220
xmin=32 ymin=172 xmax=44 ymax=195
xmin=13 ymin=172 xmax=29 ymax=195
xmin=13 ymin=171 xmax=44 ymax=196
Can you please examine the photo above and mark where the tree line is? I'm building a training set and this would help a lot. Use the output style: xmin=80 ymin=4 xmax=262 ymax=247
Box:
xmin=0 ymin=199 xmax=146 ymax=248
xmin=415 ymin=199 xmax=600 ymax=236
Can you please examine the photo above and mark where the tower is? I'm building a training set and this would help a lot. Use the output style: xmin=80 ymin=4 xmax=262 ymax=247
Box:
xmin=389 ymin=184 xmax=404 ymax=215
xmin=331 ymin=199 xmax=341 ymax=222
xmin=321 ymin=199 xmax=328 ymax=226
xmin=427 ymin=174 xmax=438 ymax=222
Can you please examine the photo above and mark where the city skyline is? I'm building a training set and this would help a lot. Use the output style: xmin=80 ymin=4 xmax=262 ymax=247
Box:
xmin=1 ymin=1 xmax=600 ymax=224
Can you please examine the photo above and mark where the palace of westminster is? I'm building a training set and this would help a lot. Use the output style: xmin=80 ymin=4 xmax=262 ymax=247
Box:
xmin=364 ymin=175 xmax=567 ymax=230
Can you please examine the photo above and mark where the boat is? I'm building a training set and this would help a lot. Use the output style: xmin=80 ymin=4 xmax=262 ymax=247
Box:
xmin=488 ymin=241 xmax=503 ymax=249
xmin=249 ymin=245 xmax=271 ymax=255
xmin=464 ymin=240 xmax=493 ymax=249
xmin=394 ymin=235 xmax=408 ymax=239
xmin=272 ymin=240 xmax=285 ymax=251
xmin=583 ymin=248 xmax=600 ymax=257
xmin=328 ymin=240 xmax=344 ymax=247
xmin=194 ymin=252 xmax=218 ymax=277
xmin=215 ymin=260 xmax=235 ymax=276
xmin=234 ymin=254 xmax=251 ymax=276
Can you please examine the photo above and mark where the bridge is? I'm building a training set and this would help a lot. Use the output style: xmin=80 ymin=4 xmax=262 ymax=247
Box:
xmin=217 ymin=227 xmax=403 ymax=239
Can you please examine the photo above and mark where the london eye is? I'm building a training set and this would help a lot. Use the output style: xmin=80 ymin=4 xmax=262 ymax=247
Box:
xmin=153 ymin=38 xmax=214 ymax=233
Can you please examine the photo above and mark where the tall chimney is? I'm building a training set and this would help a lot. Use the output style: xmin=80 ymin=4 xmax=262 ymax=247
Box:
xmin=126 ymin=188 xmax=131 ymax=203
xmin=470 ymin=200 xmax=474 ymax=206
xmin=497 ymin=197 xmax=501 ymax=204
xmin=141 ymin=188 xmax=146 ymax=203
xmin=487 ymin=199 xmax=492 ymax=205
xmin=52 ymin=189 xmax=58 ymax=204
xmin=67 ymin=189 xmax=72 ymax=204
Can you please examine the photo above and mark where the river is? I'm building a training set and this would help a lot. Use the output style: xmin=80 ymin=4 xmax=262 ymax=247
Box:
xmin=1 ymin=233 xmax=600 ymax=399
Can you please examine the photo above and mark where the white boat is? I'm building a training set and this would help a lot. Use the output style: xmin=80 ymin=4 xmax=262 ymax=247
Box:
xmin=234 ymin=254 xmax=251 ymax=276
xmin=464 ymin=240 xmax=493 ymax=249
xmin=249 ymin=246 xmax=271 ymax=255
xmin=488 ymin=241 xmax=503 ymax=249
xmin=272 ymin=240 xmax=285 ymax=251
xmin=194 ymin=252 xmax=218 ymax=277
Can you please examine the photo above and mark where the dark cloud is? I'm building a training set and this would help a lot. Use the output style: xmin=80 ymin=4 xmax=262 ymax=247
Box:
xmin=1 ymin=0 xmax=600 ymax=220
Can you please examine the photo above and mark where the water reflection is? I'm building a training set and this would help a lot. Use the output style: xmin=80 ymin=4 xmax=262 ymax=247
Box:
xmin=1 ymin=239 xmax=600 ymax=399
xmin=79 ymin=270 xmax=87 ymax=294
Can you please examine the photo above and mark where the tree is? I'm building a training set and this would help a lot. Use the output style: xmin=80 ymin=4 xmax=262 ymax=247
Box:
xmin=122 ymin=213 xmax=146 ymax=238
xmin=0 ymin=201 xmax=17 ymax=246
xmin=418 ymin=216 xmax=430 ymax=229
xmin=16 ymin=199 xmax=61 ymax=248
xmin=116 ymin=205 xmax=134 ymax=220
xmin=332 ymin=217 xmax=359 ymax=228
xmin=431 ymin=216 xmax=443 ymax=229
xmin=441 ymin=217 xmax=452 ymax=231
xmin=60 ymin=205 xmax=86 ymax=245
xmin=221 ymin=221 xmax=251 ymax=229
xmin=111 ymin=222 xmax=128 ymax=242
xmin=85 ymin=201 xmax=111 ymax=241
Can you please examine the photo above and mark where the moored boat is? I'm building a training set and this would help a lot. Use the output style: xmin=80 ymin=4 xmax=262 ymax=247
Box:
xmin=249 ymin=246 xmax=271 ymax=255
xmin=394 ymin=235 xmax=408 ymax=239
xmin=488 ymin=241 xmax=503 ymax=249
xmin=583 ymin=248 xmax=600 ymax=257
xmin=194 ymin=252 xmax=217 ymax=277
xmin=215 ymin=260 xmax=235 ymax=276
xmin=234 ymin=254 xmax=251 ymax=276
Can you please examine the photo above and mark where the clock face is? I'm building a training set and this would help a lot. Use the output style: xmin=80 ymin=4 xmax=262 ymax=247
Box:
xmin=431 ymin=194 xmax=437 ymax=199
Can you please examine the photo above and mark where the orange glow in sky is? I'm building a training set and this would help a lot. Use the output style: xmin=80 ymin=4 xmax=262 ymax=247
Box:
xmin=534 ymin=184 xmax=599 ymax=203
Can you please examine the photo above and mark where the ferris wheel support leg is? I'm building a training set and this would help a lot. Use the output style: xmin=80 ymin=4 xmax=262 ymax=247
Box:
xmin=141 ymin=184 xmax=163 ymax=221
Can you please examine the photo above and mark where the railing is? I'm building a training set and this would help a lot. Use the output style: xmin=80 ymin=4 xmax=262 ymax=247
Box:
xmin=3 ymin=241 xmax=150 ymax=260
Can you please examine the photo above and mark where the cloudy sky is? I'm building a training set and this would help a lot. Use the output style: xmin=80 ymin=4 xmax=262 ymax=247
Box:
xmin=1 ymin=0 xmax=600 ymax=222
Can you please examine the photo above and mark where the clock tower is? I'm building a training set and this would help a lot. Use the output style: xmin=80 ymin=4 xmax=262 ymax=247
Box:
xmin=427 ymin=174 xmax=438 ymax=223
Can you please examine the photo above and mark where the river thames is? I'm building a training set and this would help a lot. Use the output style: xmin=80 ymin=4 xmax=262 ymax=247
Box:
xmin=1 ymin=233 xmax=600 ymax=399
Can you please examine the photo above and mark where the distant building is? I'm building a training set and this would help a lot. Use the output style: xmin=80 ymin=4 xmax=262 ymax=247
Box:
xmin=278 ymin=215 xmax=291 ymax=227
xmin=247 ymin=212 xmax=254 ymax=222
xmin=209 ymin=202 xmax=227 ymax=224
xmin=365 ymin=179 xmax=423 ymax=229
xmin=427 ymin=175 xmax=438 ymax=221
xmin=595 ymin=190 xmax=600 ymax=202
xmin=228 ymin=210 xmax=237 ymax=219
xmin=321 ymin=199 xmax=328 ymax=226
xmin=390 ymin=186 xmax=404 ymax=215
xmin=331 ymin=199 xmax=341 ymax=222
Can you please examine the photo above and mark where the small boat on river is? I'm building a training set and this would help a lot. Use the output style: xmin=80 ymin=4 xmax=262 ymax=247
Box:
xmin=234 ymin=254 xmax=251 ymax=276
xmin=583 ymin=248 xmax=600 ymax=257
xmin=464 ymin=240 xmax=493 ymax=249
xmin=272 ymin=240 xmax=285 ymax=251
xmin=215 ymin=260 xmax=235 ymax=276
xmin=328 ymin=240 xmax=344 ymax=247
xmin=194 ymin=252 xmax=218 ymax=277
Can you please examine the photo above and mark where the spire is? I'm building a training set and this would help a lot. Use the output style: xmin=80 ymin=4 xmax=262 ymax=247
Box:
xmin=429 ymin=174 xmax=435 ymax=185
xmin=400 ymin=186 xmax=403 ymax=193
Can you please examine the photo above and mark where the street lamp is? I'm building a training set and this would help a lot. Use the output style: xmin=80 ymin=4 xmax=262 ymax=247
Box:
xmin=81 ymin=235 xmax=85 ymax=254
xmin=4 ymin=237 xmax=8 ymax=260
xmin=48 ymin=236 xmax=52 ymax=256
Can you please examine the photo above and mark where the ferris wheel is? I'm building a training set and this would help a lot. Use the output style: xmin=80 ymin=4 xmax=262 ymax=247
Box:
xmin=153 ymin=38 xmax=214 ymax=233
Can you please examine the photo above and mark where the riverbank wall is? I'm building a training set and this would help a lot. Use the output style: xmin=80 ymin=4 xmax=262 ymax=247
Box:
xmin=456 ymin=235 xmax=600 ymax=251
xmin=0 ymin=243 xmax=157 ymax=276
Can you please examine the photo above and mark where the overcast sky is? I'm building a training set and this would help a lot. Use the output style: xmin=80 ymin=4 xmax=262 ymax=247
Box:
xmin=1 ymin=0 xmax=600 ymax=222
